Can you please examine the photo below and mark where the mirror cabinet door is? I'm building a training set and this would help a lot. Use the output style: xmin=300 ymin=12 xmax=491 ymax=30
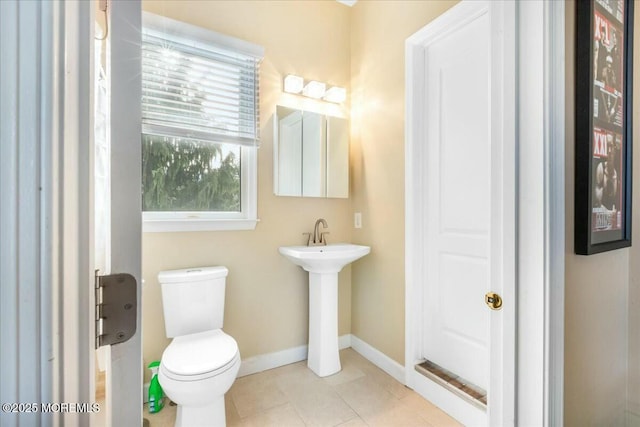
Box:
xmin=276 ymin=107 xmax=303 ymax=196
xmin=302 ymin=112 xmax=326 ymax=197
xmin=326 ymin=116 xmax=349 ymax=198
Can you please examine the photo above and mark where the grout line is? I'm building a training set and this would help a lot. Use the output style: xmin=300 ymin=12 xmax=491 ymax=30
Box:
xmin=226 ymin=395 xmax=242 ymax=422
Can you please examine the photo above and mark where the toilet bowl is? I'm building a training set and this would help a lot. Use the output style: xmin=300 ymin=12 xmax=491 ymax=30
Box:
xmin=159 ymin=330 xmax=240 ymax=426
xmin=157 ymin=266 xmax=240 ymax=427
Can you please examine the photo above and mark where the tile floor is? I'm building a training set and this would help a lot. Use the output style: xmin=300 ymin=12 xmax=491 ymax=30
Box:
xmin=144 ymin=348 xmax=462 ymax=427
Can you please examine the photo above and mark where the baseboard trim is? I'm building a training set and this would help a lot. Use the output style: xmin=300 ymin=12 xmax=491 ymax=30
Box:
xmin=145 ymin=335 xmax=404 ymax=401
xmin=238 ymin=334 xmax=353 ymax=378
xmin=350 ymin=334 xmax=405 ymax=384
xmin=407 ymin=369 xmax=485 ymax=426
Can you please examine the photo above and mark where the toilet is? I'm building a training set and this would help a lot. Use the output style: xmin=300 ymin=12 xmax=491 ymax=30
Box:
xmin=157 ymin=266 xmax=240 ymax=427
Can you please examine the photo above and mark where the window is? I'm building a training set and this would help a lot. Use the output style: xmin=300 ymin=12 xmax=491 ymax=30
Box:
xmin=141 ymin=12 xmax=263 ymax=232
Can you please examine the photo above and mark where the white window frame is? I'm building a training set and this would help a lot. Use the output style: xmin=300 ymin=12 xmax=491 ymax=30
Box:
xmin=141 ymin=12 xmax=261 ymax=233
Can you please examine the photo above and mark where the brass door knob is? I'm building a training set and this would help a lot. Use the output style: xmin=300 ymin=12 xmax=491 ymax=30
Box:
xmin=485 ymin=292 xmax=503 ymax=310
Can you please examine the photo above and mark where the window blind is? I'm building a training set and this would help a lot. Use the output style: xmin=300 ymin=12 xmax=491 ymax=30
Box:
xmin=141 ymin=14 xmax=263 ymax=147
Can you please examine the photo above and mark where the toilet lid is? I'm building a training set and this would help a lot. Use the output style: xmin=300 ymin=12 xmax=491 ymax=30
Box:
xmin=161 ymin=329 xmax=238 ymax=377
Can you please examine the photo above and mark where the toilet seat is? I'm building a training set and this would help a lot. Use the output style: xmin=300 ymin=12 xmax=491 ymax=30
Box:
xmin=161 ymin=329 xmax=239 ymax=381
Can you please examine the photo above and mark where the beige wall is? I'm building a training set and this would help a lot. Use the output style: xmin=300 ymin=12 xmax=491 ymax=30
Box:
xmin=564 ymin=1 xmax=640 ymax=425
xmin=349 ymin=0 xmax=458 ymax=364
xmin=141 ymin=0 xmax=353 ymax=377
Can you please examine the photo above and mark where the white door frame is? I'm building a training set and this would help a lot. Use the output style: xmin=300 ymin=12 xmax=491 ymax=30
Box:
xmin=405 ymin=1 xmax=565 ymax=425
xmin=405 ymin=2 xmax=515 ymax=424
xmin=51 ymin=1 xmax=143 ymax=426
xmin=57 ymin=1 xmax=96 ymax=426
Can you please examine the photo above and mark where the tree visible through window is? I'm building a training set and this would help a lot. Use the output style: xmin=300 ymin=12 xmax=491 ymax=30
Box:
xmin=142 ymin=135 xmax=241 ymax=212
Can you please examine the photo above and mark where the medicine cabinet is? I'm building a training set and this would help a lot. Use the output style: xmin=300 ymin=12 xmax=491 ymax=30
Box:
xmin=274 ymin=106 xmax=349 ymax=198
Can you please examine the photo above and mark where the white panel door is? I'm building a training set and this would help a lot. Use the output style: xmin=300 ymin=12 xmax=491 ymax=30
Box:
xmin=421 ymin=1 xmax=515 ymax=416
xmin=423 ymin=9 xmax=491 ymax=389
xmin=94 ymin=1 xmax=143 ymax=426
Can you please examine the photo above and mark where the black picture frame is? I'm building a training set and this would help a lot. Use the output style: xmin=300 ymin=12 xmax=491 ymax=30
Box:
xmin=575 ymin=0 xmax=634 ymax=255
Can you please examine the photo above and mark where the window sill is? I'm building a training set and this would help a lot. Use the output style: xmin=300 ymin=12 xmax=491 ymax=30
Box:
xmin=142 ymin=218 xmax=259 ymax=233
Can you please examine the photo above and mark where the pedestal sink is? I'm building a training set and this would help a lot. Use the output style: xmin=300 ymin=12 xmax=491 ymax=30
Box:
xmin=279 ymin=243 xmax=370 ymax=377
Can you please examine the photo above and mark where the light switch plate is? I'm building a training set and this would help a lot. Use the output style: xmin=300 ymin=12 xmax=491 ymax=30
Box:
xmin=354 ymin=212 xmax=362 ymax=229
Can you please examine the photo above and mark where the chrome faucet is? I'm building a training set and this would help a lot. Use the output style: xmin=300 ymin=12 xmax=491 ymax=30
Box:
xmin=304 ymin=218 xmax=329 ymax=246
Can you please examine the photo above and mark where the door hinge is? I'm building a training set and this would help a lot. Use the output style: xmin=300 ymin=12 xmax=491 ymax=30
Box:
xmin=95 ymin=270 xmax=137 ymax=349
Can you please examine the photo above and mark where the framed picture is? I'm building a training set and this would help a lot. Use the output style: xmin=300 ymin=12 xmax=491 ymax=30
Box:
xmin=575 ymin=0 xmax=634 ymax=255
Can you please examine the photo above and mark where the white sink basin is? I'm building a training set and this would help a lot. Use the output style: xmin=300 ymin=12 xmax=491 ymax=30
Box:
xmin=279 ymin=243 xmax=370 ymax=273
xmin=279 ymin=243 xmax=370 ymax=377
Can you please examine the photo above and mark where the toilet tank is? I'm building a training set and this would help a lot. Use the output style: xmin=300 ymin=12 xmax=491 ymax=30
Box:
xmin=158 ymin=266 xmax=228 ymax=338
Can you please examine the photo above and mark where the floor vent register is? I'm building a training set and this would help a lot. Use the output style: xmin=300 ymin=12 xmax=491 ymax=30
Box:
xmin=415 ymin=360 xmax=487 ymax=410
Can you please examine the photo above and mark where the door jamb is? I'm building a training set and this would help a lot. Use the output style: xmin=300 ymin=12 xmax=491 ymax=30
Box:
xmin=542 ymin=1 xmax=566 ymax=424
xmin=55 ymin=1 xmax=96 ymax=425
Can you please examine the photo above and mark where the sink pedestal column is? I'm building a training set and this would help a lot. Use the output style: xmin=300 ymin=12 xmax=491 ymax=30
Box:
xmin=307 ymin=271 xmax=340 ymax=377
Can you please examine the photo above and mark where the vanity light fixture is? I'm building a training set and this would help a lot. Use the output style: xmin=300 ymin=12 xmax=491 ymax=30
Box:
xmin=302 ymin=81 xmax=326 ymax=99
xmin=283 ymin=74 xmax=346 ymax=103
xmin=283 ymin=74 xmax=304 ymax=94
xmin=323 ymin=86 xmax=346 ymax=103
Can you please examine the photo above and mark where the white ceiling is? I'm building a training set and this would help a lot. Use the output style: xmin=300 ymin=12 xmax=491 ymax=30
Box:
xmin=336 ymin=0 xmax=358 ymax=7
